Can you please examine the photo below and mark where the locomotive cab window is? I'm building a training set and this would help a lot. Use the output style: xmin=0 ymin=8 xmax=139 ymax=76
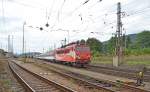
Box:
xmin=76 ymin=47 xmax=90 ymax=52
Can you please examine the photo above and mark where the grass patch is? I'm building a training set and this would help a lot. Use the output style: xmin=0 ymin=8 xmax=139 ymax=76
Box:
xmin=0 ymin=80 xmax=11 ymax=92
xmin=91 ymin=55 xmax=150 ymax=66
xmin=92 ymin=60 xmax=112 ymax=64
xmin=124 ymin=55 xmax=150 ymax=66
xmin=91 ymin=55 xmax=112 ymax=64
xmin=2 ymin=80 xmax=11 ymax=86
xmin=126 ymin=61 xmax=150 ymax=65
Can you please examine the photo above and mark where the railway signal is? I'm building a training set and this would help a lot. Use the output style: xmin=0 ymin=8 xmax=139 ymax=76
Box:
xmin=45 ymin=23 xmax=49 ymax=27
xmin=40 ymin=27 xmax=43 ymax=31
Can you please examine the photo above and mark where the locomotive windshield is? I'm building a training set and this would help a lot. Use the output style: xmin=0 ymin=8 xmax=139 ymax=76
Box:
xmin=76 ymin=47 xmax=90 ymax=52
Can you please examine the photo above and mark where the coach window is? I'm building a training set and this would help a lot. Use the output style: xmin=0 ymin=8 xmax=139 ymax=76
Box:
xmin=61 ymin=50 xmax=63 ymax=54
xmin=57 ymin=51 xmax=60 ymax=54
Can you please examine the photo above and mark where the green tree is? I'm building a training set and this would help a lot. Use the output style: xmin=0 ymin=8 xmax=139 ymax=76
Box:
xmin=135 ymin=31 xmax=150 ymax=48
xmin=105 ymin=36 xmax=116 ymax=54
xmin=86 ymin=38 xmax=103 ymax=55
xmin=80 ymin=39 xmax=86 ymax=44
xmin=122 ymin=35 xmax=131 ymax=49
xmin=126 ymin=35 xmax=131 ymax=48
xmin=125 ymin=31 xmax=150 ymax=55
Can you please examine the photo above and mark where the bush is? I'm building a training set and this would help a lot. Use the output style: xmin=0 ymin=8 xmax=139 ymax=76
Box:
xmin=92 ymin=51 xmax=101 ymax=57
xmin=125 ymin=48 xmax=150 ymax=55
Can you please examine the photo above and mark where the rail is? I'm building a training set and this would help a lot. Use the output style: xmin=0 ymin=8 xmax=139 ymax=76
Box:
xmin=9 ymin=61 xmax=75 ymax=92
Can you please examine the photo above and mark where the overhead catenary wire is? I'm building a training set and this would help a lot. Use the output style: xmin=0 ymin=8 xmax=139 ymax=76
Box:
xmin=2 ymin=2 xmax=149 ymax=48
xmin=46 ymin=0 xmax=63 ymax=29
xmin=59 ymin=0 xmax=93 ymax=23
xmin=47 ymin=0 xmax=55 ymax=20
xmin=121 ymin=6 xmax=150 ymax=18
xmin=63 ymin=0 xmax=149 ymax=34
xmin=54 ymin=3 xmax=116 ymax=32
xmin=12 ymin=0 xmax=115 ymax=34
xmin=55 ymin=0 xmax=119 ymax=32
xmin=9 ymin=0 xmax=109 ymax=32
xmin=57 ymin=0 xmax=66 ymax=22
xmin=49 ymin=0 xmax=86 ymax=30
xmin=7 ymin=0 xmax=150 ymax=29
xmin=88 ymin=0 xmax=102 ymax=9
xmin=10 ymin=0 xmax=105 ymax=31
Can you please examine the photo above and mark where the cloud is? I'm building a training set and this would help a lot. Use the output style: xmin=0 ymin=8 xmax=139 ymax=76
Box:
xmin=0 ymin=0 xmax=150 ymax=53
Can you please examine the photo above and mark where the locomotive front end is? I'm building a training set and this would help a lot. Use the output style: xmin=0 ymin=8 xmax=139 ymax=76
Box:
xmin=75 ymin=45 xmax=91 ymax=65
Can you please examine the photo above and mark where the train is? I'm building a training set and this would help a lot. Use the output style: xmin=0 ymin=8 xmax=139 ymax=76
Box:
xmin=35 ymin=42 xmax=91 ymax=67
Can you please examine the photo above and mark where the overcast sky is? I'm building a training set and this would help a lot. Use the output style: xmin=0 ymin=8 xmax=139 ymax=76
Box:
xmin=0 ymin=0 xmax=150 ymax=54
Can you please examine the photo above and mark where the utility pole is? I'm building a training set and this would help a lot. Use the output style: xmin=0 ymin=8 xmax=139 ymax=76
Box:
xmin=8 ymin=35 xmax=12 ymax=57
xmin=113 ymin=2 xmax=123 ymax=67
xmin=43 ymin=48 xmax=45 ymax=53
xmin=8 ymin=35 xmax=10 ymax=52
xmin=64 ymin=38 xmax=67 ymax=45
xmin=54 ymin=43 xmax=56 ymax=49
xmin=8 ymin=35 xmax=9 ymax=52
xmin=23 ymin=22 xmax=26 ymax=57
xmin=67 ymin=30 xmax=69 ymax=44
xmin=22 ymin=22 xmax=26 ymax=62
xmin=11 ymin=35 xmax=14 ymax=55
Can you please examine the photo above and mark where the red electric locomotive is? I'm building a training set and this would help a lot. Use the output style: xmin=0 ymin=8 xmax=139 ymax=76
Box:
xmin=55 ymin=42 xmax=91 ymax=67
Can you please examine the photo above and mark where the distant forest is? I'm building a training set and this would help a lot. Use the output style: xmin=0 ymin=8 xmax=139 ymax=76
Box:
xmin=81 ymin=30 xmax=150 ymax=56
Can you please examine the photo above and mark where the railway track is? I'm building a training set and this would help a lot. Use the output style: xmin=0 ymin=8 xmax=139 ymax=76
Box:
xmin=12 ymin=60 xmax=116 ymax=92
xmin=86 ymin=65 xmax=150 ymax=82
xmin=40 ymin=59 xmax=150 ymax=82
xmin=35 ymin=64 xmax=116 ymax=92
xmin=33 ymin=60 xmax=150 ymax=92
xmin=8 ymin=61 xmax=75 ymax=92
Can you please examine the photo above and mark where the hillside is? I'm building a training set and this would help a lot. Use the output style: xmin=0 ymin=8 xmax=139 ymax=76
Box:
xmin=85 ymin=30 xmax=150 ymax=56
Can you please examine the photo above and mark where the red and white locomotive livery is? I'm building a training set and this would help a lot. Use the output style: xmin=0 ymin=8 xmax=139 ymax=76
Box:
xmin=36 ymin=42 xmax=91 ymax=67
xmin=55 ymin=42 xmax=91 ymax=66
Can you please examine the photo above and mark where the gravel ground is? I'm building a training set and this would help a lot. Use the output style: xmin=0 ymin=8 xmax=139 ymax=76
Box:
xmin=14 ymin=60 xmax=101 ymax=92
xmin=90 ymin=63 xmax=150 ymax=72
xmin=0 ymin=57 xmax=25 ymax=92
xmin=30 ymin=59 xmax=150 ymax=91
